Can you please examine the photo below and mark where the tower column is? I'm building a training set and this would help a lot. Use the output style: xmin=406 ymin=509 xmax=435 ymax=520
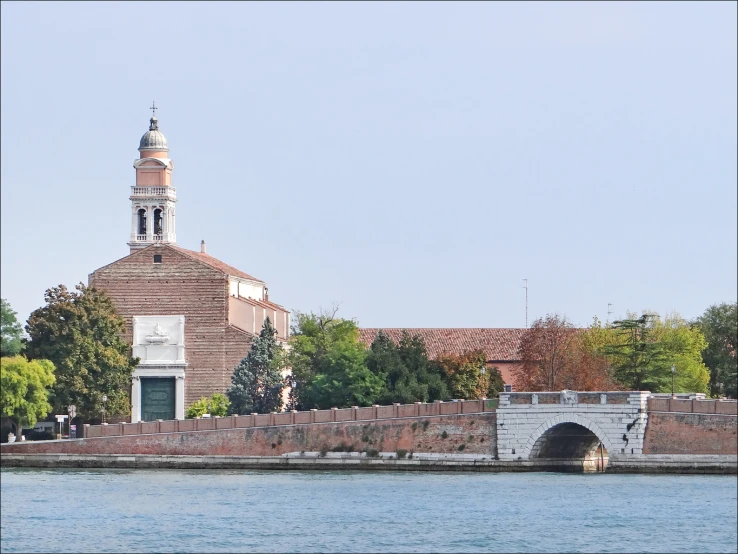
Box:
xmin=145 ymin=205 xmax=153 ymax=239
xmin=130 ymin=207 xmax=137 ymax=241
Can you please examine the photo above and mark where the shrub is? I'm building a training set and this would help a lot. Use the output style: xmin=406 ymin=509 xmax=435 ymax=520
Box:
xmin=457 ymin=443 xmax=466 ymax=451
xmin=185 ymin=393 xmax=230 ymax=419
xmin=441 ymin=430 xmax=448 ymax=439
xmin=330 ymin=442 xmax=354 ymax=453
xmin=396 ymin=449 xmax=408 ymax=459
xmin=185 ymin=398 xmax=210 ymax=419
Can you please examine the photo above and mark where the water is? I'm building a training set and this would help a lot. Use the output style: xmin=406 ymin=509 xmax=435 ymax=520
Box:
xmin=1 ymin=469 xmax=736 ymax=553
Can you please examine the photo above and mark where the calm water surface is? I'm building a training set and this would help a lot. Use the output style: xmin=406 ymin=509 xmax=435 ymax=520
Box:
xmin=1 ymin=468 xmax=736 ymax=553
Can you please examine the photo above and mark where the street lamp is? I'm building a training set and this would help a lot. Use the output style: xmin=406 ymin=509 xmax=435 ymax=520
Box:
xmin=671 ymin=365 xmax=676 ymax=398
xmin=102 ymin=394 xmax=108 ymax=424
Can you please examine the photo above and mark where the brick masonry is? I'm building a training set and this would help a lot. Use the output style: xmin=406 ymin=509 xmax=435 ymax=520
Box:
xmin=89 ymin=244 xmax=253 ymax=406
xmin=643 ymin=412 xmax=738 ymax=455
xmin=0 ymin=413 xmax=497 ymax=458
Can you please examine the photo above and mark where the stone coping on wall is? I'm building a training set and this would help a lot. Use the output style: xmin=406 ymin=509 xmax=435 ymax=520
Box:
xmin=83 ymin=398 xmax=498 ymax=439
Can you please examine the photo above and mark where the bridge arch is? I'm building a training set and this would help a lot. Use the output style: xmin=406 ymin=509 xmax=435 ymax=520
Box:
xmin=522 ymin=414 xmax=614 ymax=461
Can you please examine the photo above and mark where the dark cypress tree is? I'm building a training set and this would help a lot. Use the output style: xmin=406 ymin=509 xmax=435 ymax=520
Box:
xmin=227 ymin=317 xmax=285 ymax=414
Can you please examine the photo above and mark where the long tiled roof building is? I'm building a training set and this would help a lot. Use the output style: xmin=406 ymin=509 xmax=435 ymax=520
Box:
xmin=358 ymin=328 xmax=526 ymax=386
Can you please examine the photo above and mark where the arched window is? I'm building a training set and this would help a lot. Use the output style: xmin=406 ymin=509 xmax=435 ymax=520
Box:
xmin=154 ymin=209 xmax=163 ymax=236
xmin=137 ymin=209 xmax=147 ymax=235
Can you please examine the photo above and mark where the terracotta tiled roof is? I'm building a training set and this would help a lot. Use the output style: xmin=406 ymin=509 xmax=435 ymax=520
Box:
xmin=261 ymin=298 xmax=288 ymax=312
xmin=171 ymin=246 xmax=265 ymax=283
xmin=358 ymin=328 xmax=526 ymax=362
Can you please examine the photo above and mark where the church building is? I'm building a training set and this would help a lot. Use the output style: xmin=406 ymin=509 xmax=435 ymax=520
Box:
xmin=89 ymin=108 xmax=289 ymax=422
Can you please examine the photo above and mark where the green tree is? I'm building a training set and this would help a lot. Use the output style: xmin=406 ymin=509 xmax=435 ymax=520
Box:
xmin=227 ymin=317 xmax=285 ymax=414
xmin=288 ymin=309 xmax=383 ymax=409
xmin=694 ymin=302 xmax=738 ymax=398
xmin=24 ymin=284 xmax=138 ymax=419
xmin=1 ymin=298 xmax=24 ymax=357
xmin=602 ymin=313 xmax=709 ymax=394
xmin=1 ymin=356 xmax=55 ymax=439
xmin=186 ymin=393 xmax=230 ymax=418
xmin=601 ymin=315 xmax=669 ymax=391
xmin=435 ymin=350 xmax=502 ymax=399
xmin=366 ymin=331 xmax=449 ymax=404
xmin=651 ymin=314 xmax=709 ymax=395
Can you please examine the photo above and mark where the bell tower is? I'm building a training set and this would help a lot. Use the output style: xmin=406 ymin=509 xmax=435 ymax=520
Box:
xmin=128 ymin=102 xmax=177 ymax=252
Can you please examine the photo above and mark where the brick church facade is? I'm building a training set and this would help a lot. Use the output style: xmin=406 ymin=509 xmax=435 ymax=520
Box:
xmin=89 ymin=108 xmax=288 ymax=422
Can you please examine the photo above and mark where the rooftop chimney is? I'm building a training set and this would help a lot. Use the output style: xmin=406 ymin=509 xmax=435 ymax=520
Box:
xmin=200 ymin=240 xmax=206 ymax=254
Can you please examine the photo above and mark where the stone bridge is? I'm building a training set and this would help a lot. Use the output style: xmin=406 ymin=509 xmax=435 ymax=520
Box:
xmin=496 ymin=391 xmax=650 ymax=466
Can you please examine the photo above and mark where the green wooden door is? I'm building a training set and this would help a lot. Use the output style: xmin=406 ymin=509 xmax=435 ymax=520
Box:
xmin=141 ymin=378 xmax=175 ymax=421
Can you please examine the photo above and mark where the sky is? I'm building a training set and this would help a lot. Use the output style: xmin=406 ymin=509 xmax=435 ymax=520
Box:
xmin=1 ymin=1 xmax=736 ymax=330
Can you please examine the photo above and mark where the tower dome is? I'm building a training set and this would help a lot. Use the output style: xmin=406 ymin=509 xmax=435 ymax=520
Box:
xmin=139 ymin=116 xmax=169 ymax=152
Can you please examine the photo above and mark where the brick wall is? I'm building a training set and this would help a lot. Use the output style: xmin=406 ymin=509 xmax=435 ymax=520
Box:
xmin=0 ymin=413 xmax=498 ymax=457
xmin=643 ymin=412 xmax=737 ymax=455
xmin=647 ymin=397 xmax=738 ymax=415
xmin=90 ymin=244 xmax=253 ymax=406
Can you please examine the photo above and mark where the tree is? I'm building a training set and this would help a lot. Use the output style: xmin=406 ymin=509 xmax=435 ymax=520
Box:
xmin=694 ymin=302 xmax=738 ymax=398
xmin=24 ymin=284 xmax=138 ymax=419
xmin=1 ymin=298 xmax=24 ymax=357
xmin=568 ymin=318 xmax=620 ymax=391
xmin=513 ymin=314 xmax=578 ymax=391
xmin=650 ymin=314 xmax=710 ymax=394
xmin=186 ymin=393 xmax=230 ymax=418
xmin=434 ymin=349 xmax=503 ymax=399
xmin=1 ymin=356 xmax=55 ymax=439
xmin=288 ymin=308 xmax=383 ymax=410
xmin=227 ymin=317 xmax=285 ymax=414
xmin=366 ymin=331 xmax=449 ymax=404
xmin=600 ymin=315 xmax=668 ymax=391
xmin=601 ymin=313 xmax=709 ymax=394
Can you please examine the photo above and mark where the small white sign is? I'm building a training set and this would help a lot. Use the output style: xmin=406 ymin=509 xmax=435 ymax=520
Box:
xmin=55 ymin=415 xmax=68 ymax=422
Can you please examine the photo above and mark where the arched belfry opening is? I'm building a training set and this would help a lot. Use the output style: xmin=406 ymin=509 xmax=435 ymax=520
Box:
xmin=137 ymin=209 xmax=147 ymax=236
xmin=154 ymin=208 xmax=163 ymax=236
xmin=529 ymin=422 xmax=609 ymax=471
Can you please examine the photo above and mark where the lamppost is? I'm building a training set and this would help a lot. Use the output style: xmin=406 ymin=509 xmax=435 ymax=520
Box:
xmin=671 ymin=365 xmax=676 ymax=398
xmin=102 ymin=394 xmax=108 ymax=424
xmin=479 ymin=365 xmax=487 ymax=399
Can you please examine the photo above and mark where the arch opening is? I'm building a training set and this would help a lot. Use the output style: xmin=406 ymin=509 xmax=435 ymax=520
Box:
xmin=137 ymin=208 xmax=147 ymax=236
xmin=153 ymin=209 xmax=163 ymax=236
xmin=529 ymin=422 xmax=608 ymax=471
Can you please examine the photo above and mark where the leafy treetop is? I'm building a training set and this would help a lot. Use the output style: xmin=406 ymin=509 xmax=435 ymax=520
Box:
xmin=1 ymin=298 xmax=24 ymax=357
xmin=24 ymin=283 xmax=138 ymax=419
xmin=1 ymin=355 xmax=55 ymax=438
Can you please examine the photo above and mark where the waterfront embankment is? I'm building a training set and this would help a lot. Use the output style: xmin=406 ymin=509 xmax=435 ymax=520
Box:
xmin=2 ymin=451 xmax=736 ymax=473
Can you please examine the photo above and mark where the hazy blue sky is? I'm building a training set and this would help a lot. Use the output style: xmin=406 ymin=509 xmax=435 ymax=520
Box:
xmin=1 ymin=1 xmax=736 ymax=329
